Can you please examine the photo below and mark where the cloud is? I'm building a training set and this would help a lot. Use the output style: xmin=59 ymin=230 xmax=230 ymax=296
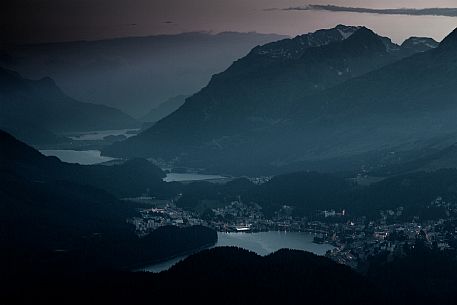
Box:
xmin=266 ymin=5 xmax=457 ymax=17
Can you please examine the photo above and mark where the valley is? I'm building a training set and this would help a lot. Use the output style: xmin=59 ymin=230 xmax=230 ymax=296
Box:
xmin=4 ymin=17 xmax=457 ymax=305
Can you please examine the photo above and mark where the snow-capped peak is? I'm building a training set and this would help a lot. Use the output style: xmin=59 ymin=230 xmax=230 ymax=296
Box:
xmin=251 ymin=25 xmax=360 ymax=59
xmin=335 ymin=24 xmax=360 ymax=39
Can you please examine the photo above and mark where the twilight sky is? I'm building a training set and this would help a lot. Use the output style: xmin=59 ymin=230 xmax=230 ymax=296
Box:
xmin=2 ymin=0 xmax=457 ymax=45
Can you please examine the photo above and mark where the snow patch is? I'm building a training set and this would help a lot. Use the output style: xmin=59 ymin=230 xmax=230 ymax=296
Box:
xmin=338 ymin=28 xmax=354 ymax=40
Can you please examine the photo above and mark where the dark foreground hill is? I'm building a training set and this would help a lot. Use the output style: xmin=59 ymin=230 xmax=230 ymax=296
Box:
xmin=4 ymin=246 xmax=457 ymax=305
xmin=2 ymin=247 xmax=379 ymax=305
xmin=1 ymin=129 xmax=216 ymax=276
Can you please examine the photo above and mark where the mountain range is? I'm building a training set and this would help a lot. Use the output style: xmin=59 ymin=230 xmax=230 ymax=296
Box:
xmin=1 ymin=32 xmax=286 ymax=116
xmin=0 ymin=67 xmax=138 ymax=145
xmin=104 ymin=25 xmax=446 ymax=175
xmin=140 ymin=94 xmax=188 ymax=123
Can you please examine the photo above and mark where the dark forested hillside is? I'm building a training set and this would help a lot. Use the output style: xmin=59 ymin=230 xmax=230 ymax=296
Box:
xmin=0 ymin=169 xmax=216 ymax=275
xmin=0 ymin=130 xmax=177 ymax=198
xmin=4 ymin=244 xmax=457 ymax=305
xmin=2 ymin=247 xmax=380 ymax=305
xmin=0 ymin=129 xmax=216 ymax=277
xmin=173 ymin=169 xmax=457 ymax=220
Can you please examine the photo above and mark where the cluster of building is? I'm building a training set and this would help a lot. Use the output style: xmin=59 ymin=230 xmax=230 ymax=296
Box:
xmin=247 ymin=176 xmax=272 ymax=185
xmin=324 ymin=217 xmax=457 ymax=268
xmin=210 ymin=201 xmax=265 ymax=231
xmin=209 ymin=201 xmax=320 ymax=232
xmin=126 ymin=195 xmax=457 ymax=270
xmin=126 ymin=199 xmax=205 ymax=236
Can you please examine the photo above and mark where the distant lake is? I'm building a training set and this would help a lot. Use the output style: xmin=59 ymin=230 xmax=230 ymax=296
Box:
xmin=40 ymin=149 xmax=115 ymax=165
xmin=163 ymin=173 xmax=226 ymax=182
xmin=139 ymin=231 xmax=334 ymax=273
xmin=66 ymin=128 xmax=139 ymax=141
xmin=39 ymin=151 xmax=227 ymax=180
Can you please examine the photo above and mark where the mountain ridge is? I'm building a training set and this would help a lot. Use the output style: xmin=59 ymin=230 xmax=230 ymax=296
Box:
xmin=0 ymin=67 xmax=139 ymax=145
xmin=2 ymin=32 xmax=287 ymax=116
xmin=103 ymin=25 xmax=441 ymax=174
xmin=140 ymin=94 xmax=188 ymax=123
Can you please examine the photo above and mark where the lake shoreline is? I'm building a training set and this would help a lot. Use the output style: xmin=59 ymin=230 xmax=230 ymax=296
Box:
xmin=130 ymin=241 xmax=218 ymax=272
xmin=139 ymin=230 xmax=335 ymax=273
